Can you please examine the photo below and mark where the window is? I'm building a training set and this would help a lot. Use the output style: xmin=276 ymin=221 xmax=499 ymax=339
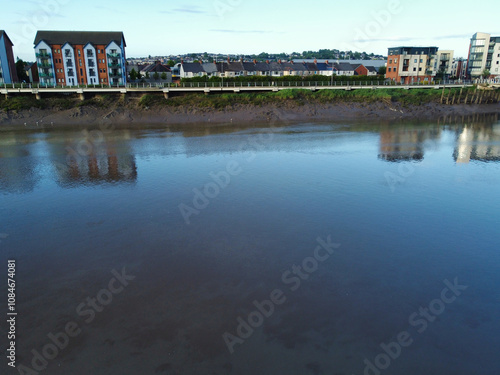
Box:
xmin=413 ymin=67 xmax=417 ymax=71
xmin=395 ymin=58 xmax=398 ymax=63
xmin=78 ymin=50 xmax=81 ymax=56
xmin=80 ymin=68 xmax=83 ymax=76
xmin=419 ymin=68 xmax=422 ymax=71
xmin=414 ymin=59 xmax=417 ymax=63
xmin=389 ymin=59 xmax=392 ymax=64
xmin=420 ymin=59 xmax=423 ymax=63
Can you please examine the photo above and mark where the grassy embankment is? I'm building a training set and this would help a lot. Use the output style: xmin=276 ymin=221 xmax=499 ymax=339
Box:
xmin=0 ymin=87 xmax=498 ymax=113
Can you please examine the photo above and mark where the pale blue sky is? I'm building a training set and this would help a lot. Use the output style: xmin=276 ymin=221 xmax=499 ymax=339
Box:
xmin=4 ymin=0 xmax=500 ymax=61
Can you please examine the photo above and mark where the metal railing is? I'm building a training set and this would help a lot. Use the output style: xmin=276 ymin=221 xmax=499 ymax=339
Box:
xmin=107 ymin=53 xmax=121 ymax=58
xmin=1 ymin=79 xmax=495 ymax=91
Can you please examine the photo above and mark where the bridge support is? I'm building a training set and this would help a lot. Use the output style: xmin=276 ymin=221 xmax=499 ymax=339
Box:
xmin=163 ymin=92 xmax=169 ymax=100
xmin=35 ymin=93 xmax=42 ymax=100
xmin=79 ymin=93 xmax=85 ymax=101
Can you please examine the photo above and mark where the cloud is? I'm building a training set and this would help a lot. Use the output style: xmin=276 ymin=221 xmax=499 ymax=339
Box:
xmin=210 ymin=29 xmax=273 ymax=34
xmin=160 ymin=6 xmax=207 ymax=14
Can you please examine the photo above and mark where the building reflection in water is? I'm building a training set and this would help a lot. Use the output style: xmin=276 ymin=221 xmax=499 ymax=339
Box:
xmin=454 ymin=122 xmax=500 ymax=163
xmin=378 ymin=126 xmax=442 ymax=162
xmin=48 ymin=130 xmax=138 ymax=188
xmin=0 ymin=133 xmax=40 ymax=194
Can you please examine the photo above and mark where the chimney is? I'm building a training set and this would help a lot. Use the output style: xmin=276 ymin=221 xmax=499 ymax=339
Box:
xmin=278 ymin=59 xmax=282 ymax=64
xmin=314 ymin=59 xmax=317 ymax=64
xmin=227 ymin=56 xmax=230 ymax=63
xmin=253 ymin=59 xmax=257 ymax=64
xmin=240 ymin=57 xmax=243 ymax=62
xmin=266 ymin=60 xmax=270 ymax=64
xmin=181 ymin=58 xmax=184 ymax=64
xmin=199 ymin=60 xmax=203 ymax=64
xmin=291 ymin=60 xmax=294 ymax=64
xmin=325 ymin=60 xmax=329 ymax=65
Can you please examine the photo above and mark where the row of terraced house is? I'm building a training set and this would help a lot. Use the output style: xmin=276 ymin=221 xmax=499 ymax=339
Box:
xmin=174 ymin=59 xmax=380 ymax=79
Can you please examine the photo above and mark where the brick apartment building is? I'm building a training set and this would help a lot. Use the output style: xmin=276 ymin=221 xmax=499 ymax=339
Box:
xmin=0 ymin=30 xmax=19 ymax=84
xmin=34 ymin=31 xmax=126 ymax=86
xmin=386 ymin=47 xmax=454 ymax=84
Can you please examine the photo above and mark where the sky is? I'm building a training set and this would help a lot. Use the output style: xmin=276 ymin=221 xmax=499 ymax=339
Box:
xmin=3 ymin=0 xmax=500 ymax=61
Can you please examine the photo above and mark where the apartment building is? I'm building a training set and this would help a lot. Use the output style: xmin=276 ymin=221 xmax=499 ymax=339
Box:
xmin=34 ymin=31 xmax=126 ymax=86
xmin=466 ymin=32 xmax=500 ymax=78
xmin=385 ymin=47 xmax=454 ymax=84
xmin=0 ymin=30 xmax=19 ymax=84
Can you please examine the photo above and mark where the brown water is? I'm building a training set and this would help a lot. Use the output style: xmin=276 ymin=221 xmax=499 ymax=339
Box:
xmin=1 ymin=119 xmax=500 ymax=375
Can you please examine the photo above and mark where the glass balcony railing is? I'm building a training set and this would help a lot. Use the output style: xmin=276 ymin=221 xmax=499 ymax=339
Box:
xmin=109 ymin=71 xmax=122 ymax=77
xmin=36 ymin=52 xmax=51 ymax=58
xmin=39 ymin=72 xmax=54 ymax=78
xmin=108 ymin=62 xmax=121 ymax=68
xmin=37 ymin=62 xmax=52 ymax=68
xmin=107 ymin=52 xmax=121 ymax=58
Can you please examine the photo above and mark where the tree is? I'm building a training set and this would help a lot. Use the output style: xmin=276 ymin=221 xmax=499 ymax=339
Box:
xmin=378 ymin=66 xmax=387 ymax=75
xmin=129 ymin=68 xmax=138 ymax=81
xmin=146 ymin=72 xmax=150 ymax=79
xmin=482 ymin=69 xmax=490 ymax=79
xmin=16 ymin=58 xmax=27 ymax=83
xmin=167 ymin=60 xmax=175 ymax=67
xmin=153 ymin=72 xmax=160 ymax=80
xmin=137 ymin=71 xmax=142 ymax=79
xmin=161 ymin=72 xmax=167 ymax=80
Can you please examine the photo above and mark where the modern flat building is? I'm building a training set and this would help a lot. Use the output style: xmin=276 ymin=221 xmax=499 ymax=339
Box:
xmin=0 ymin=30 xmax=19 ymax=84
xmin=451 ymin=58 xmax=467 ymax=79
xmin=385 ymin=47 xmax=453 ymax=84
xmin=466 ymin=32 xmax=500 ymax=78
xmin=33 ymin=31 xmax=126 ymax=86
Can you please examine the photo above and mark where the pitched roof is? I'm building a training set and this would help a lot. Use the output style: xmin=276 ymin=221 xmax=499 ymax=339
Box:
xmin=182 ymin=62 xmax=205 ymax=73
xmin=202 ymin=62 xmax=218 ymax=74
xmin=337 ymin=63 xmax=355 ymax=71
xmin=141 ymin=62 xmax=171 ymax=73
xmin=254 ymin=62 xmax=270 ymax=71
xmin=366 ymin=66 xmax=378 ymax=72
xmin=34 ymin=31 xmax=126 ymax=47
xmin=0 ymin=30 xmax=14 ymax=46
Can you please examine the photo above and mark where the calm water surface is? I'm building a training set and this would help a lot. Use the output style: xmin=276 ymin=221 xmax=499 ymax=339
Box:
xmin=1 ymin=118 xmax=499 ymax=375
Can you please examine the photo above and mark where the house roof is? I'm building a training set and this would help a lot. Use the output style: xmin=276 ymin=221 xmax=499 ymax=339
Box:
xmin=366 ymin=66 xmax=378 ymax=72
xmin=254 ymin=62 xmax=270 ymax=71
xmin=182 ymin=62 xmax=205 ymax=73
xmin=0 ymin=30 xmax=14 ymax=46
xmin=34 ymin=31 xmax=126 ymax=47
xmin=202 ymin=63 xmax=218 ymax=73
xmin=337 ymin=63 xmax=355 ymax=71
xmin=316 ymin=63 xmax=333 ymax=71
xmin=141 ymin=62 xmax=171 ymax=73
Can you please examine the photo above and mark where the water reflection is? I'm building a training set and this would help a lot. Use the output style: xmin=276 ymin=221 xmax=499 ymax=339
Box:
xmin=378 ymin=126 xmax=441 ymax=162
xmin=453 ymin=123 xmax=500 ymax=163
xmin=0 ymin=133 xmax=40 ymax=193
xmin=1 ymin=118 xmax=500 ymax=194
xmin=46 ymin=131 xmax=137 ymax=188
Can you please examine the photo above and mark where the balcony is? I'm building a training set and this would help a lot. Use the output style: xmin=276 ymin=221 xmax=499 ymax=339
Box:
xmin=68 ymin=70 xmax=74 ymax=77
xmin=109 ymin=70 xmax=122 ymax=78
xmin=66 ymin=62 xmax=73 ymax=68
xmin=37 ymin=62 xmax=52 ymax=68
xmin=87 ymin=51 xmax=94 ymax=57
xmin=107 ymin=52 xmax=121 ymax=58
xmin=36 ymin=52 xmax=51 ymax=59
xmin=88 ymin=61 xmax=95 ymax=67
xmin=108 ymin=62 xmax=121 ymax=68
xmin=39 ymin=72 xmax=54 ymax=78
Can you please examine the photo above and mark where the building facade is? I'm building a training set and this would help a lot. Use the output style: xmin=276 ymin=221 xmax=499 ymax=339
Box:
xmin=386 ymin=47 xmax=453 ymax=84
xmin=0 ymin=30 xmax=19 ymax=84
xmin=34 ymin=31 xmax=126 ymax=86
xmin=466 ymin=32 xmax=500 ymax=78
